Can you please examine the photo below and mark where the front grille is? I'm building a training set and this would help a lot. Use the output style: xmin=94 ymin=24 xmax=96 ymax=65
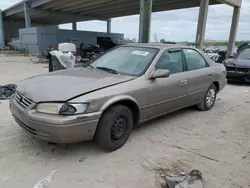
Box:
xmin=15 ymin=92 xmax=33 ymax=109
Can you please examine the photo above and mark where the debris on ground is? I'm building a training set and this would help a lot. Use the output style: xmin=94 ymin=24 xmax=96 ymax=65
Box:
xmin=79 ymin=156 xmax=87 ymax=163
xmin=165 ymin=170 xmax=204 ymax=188
xmin=242 ymin=156 xmax=247 ymax=160
xmin=32 ymin=169 xmax=57 ymax=188
xmin=0 ymin=84 xmax=17 ymax=100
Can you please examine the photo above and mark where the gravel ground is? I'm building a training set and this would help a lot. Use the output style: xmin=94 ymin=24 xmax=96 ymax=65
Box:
xmin=0 ymin=56 xmax=249 ymax=188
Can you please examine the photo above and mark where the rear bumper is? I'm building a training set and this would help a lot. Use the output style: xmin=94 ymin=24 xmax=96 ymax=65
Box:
xmin=9 ymin=95 xmax=101 ymax=144
xmin=227 ymin=71 xmax=250 ymax=83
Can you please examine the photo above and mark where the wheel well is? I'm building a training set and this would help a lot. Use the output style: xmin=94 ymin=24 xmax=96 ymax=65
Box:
xmin=213 ymin=81 xmax=220 ymax=92
xmin=105 ymin=100 xmax=140 ymax=125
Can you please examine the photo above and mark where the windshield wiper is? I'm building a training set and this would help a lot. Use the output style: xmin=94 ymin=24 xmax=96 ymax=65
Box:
xmin=96 ymin=67 xmax=119 ymax=74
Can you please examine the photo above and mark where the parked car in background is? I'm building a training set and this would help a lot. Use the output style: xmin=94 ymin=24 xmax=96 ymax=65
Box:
xmin=223 ymin=48 xmax=250 ymax=82
xmin=10 ymin=44 xmax=227 ymax=151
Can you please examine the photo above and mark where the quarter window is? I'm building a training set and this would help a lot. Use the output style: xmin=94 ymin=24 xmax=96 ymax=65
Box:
xmin=183 ymin=49 xmax=207 ymax=71
xmin=155 ymin=50 xmax=184 ymax=74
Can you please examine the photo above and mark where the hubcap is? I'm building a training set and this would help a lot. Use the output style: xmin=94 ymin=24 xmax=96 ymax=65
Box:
xmin=111 ymin=116 xmax=127 ymax=141
xmin=206 ymin=88 xmax=216 ymax=107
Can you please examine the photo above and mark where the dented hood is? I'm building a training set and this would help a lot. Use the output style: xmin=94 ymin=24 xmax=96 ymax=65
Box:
xmin=17 ymin=68 xmax=135 ymax=102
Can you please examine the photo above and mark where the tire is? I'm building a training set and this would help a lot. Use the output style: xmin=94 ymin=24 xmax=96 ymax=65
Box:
xmin=197 ymin=83 xmax=217 ymax=111
xmin=95 ymin=105 xmax=133 ymax=152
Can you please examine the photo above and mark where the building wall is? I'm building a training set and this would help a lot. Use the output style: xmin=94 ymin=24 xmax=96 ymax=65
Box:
xmin=19 ymin=27 xmax=39 ymax=54
xmin=3 ymin=20 xmax=57 ymax=47
xmin=19 ymin=27 xmax=124 ymax=55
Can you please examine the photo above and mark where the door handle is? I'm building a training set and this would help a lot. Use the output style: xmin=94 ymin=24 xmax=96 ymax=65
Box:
xmin=208 ymin=74 xmax=212 ymax=77
xmin=181 ymin=80 xmax=187 ymax=85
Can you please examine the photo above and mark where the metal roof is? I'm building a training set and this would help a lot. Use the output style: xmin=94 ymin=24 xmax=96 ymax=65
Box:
xmin=3 ymin=0 xmax=241 ymax=25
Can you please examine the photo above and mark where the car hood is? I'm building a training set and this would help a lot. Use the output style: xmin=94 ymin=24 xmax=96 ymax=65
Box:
xmin=226 ymin=58 xmax=250 ymax=67
xmin=17 ymin=68 xmax=135 ymax=102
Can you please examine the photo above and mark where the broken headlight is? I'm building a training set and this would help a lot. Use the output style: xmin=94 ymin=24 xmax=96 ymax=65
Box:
xmin=36 ymin=103 xmax=88 ymax=115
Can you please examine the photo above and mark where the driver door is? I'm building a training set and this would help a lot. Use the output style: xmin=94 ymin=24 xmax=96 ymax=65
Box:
xmin=141 ymin=49 xmax=189 ymax=120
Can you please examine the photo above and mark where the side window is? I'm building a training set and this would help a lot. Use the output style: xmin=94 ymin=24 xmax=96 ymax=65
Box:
xmin=155 ymin=50 xmax=184 ymax=74
xmin=183 ymin=49 xmax=207 ymax=71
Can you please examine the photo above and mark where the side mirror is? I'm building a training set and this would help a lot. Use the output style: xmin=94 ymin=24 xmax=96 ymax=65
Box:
xmin=149 ymin=69 xmax=170 ymax=80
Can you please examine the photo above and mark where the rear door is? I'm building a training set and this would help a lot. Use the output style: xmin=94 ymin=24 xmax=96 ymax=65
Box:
xmin=182 ymin=48 xmax=213 ymax=104
xmin=141 ymin=49 xmax=189 ymax=120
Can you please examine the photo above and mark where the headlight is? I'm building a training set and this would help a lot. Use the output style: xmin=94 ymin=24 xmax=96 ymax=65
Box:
xmin=36 ymin=103 xmax=88 ymax=115
xmin=36 ymin=103 xmax=64 ymax=114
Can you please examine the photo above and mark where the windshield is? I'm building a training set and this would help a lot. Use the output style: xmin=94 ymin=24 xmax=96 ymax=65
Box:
xmin=89 ymin=46 xmax=159 ymax=76
xmin=237 ymin=49 xmax=250 ymax=60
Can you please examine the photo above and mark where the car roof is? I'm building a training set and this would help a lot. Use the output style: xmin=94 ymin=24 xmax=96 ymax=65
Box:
xmin=122 ymin=43 xmax=194 ymax=50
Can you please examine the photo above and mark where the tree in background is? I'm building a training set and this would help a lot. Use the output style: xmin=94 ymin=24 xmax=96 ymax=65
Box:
xmin=159 ymin=39 xmax=176 ymax=44
xmin=124 ymin=38 xmax=137 ymax=43
xmin=160 ymin=39 xmax=166 ymax=43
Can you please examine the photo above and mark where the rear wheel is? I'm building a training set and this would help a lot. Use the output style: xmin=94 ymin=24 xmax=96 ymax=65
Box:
xmin=197 ymin=84 xmax=217 ymax=111
xmin=95 ymin=105 xmax=133 ymax=152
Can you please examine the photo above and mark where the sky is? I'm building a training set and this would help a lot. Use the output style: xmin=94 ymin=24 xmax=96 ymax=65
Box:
xmin=1 ymin=0 xmax=250 ymax=42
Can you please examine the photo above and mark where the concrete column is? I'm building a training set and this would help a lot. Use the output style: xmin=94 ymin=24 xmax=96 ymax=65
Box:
xmin=0 ymin=10 xmax=5 ymax=48
xmin=24 ymin=0 xmax=31 ymax=28
xmin=107 ymin=19 xmax=111 ymax=33
xmin=139 ymin=0 xmax=152 ymax=43
xmin=195 ymin=0 xmax=209 ymax=50
xmin=227 ymin=6 xmax=241 ymax=57
xmin=139 ymin=0 xmax=144 ymax=42
xmin=72 ymin=21 xmax=77 ymax=31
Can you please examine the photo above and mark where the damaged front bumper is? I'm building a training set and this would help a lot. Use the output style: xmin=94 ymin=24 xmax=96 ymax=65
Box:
xmin=9 ymin=94 xmax=101 ymax=143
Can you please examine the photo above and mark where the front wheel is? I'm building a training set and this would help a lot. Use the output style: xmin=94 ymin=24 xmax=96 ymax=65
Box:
xmin=197 ymin=84 xmax=217 ymax=111
xmin=95 ymin=105 xmax=133 ymax=152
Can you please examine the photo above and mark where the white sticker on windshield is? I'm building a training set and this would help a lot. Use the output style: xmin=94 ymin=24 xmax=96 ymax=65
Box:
xmin=132 ymin=50 xmax=149 ymax=56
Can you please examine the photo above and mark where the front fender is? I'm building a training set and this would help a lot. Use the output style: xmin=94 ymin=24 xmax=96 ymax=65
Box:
xmin=100 ymin=95 xmax=140 ymax=112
